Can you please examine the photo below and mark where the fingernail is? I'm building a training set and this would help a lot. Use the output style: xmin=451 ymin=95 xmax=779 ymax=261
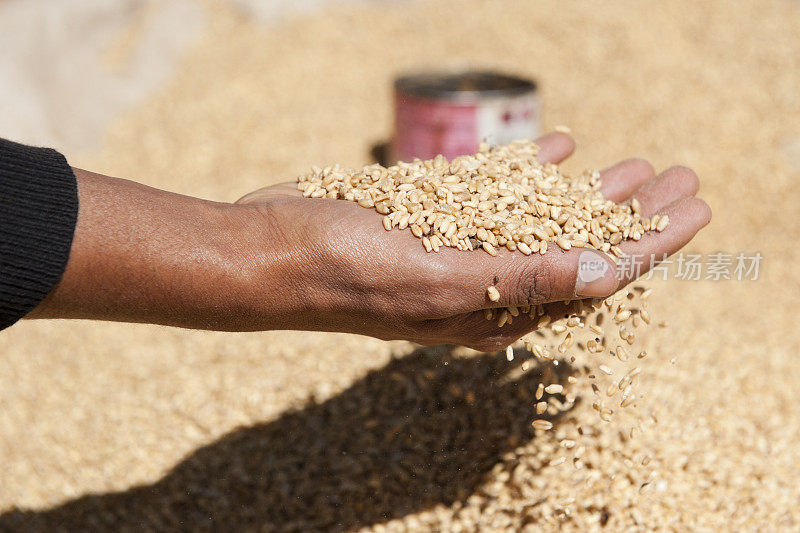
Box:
xmin=575 ymin=250 xmax=617 ymax=297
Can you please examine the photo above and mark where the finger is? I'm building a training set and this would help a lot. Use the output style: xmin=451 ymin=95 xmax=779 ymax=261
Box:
xmin=534 ymin=132 xmax=576 ymax=164
xmin=629 ymin=166 xmax=700 ymax=216
xmin=612 ymin=196 xmax=712 ymax=286
xmin=433 ymin=195 xmax=712 ymax=350
xmin=598 ymin=158 xmax=655 ymax=202
xmin=440 ymin=191 xmax=710 ymax=316
xmin=438 ymin=245 xmax=618 ymax=315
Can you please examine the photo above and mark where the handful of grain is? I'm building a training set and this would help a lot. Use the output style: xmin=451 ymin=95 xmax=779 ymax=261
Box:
xmin=297 ymin=140 xmax=667 ymax=257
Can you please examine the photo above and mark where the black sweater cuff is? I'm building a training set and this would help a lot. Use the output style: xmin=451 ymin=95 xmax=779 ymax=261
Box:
xmin=1 ymin=138 xmax=78 ymax=330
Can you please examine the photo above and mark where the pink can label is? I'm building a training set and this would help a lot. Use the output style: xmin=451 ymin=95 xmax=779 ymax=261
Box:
xmin=394 ymin=93 xmax=540 ymax=162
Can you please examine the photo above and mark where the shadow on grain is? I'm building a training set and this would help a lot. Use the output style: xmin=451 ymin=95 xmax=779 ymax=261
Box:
xmin=1 ymin=345 xmax=571 ymax=532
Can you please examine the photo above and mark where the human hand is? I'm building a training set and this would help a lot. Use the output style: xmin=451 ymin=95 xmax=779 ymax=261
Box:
xmin=234 ymin=132 xmax=711 ymax=350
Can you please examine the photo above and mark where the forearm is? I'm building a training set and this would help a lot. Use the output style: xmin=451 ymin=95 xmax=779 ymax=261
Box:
xmin=27 ymin=169 xmax=293 ymax=330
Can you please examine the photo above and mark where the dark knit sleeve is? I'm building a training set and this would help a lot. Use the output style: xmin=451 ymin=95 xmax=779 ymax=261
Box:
xmin=0 ymin=138 xmax=78 ymax=330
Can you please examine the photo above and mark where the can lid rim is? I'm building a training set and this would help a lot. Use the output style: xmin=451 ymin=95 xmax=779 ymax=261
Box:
xmin=394 ymin=70 xmax=537 ymax=100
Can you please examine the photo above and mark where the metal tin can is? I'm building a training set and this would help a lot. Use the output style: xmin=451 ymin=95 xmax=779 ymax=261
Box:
xmin=392 ymin=70 xmax=540 ymax=162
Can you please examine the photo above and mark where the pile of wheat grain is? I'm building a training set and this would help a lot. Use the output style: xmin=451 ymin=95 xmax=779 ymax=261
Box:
xmin=2 ymin=0 xmax=799 ymax=531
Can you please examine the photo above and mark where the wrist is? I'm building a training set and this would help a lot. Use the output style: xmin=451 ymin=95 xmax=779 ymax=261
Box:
xmin=211 ymin=201 xmax=309 ymax=331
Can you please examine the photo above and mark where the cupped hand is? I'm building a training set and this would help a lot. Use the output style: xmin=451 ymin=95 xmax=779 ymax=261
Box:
xmin=235 ymin=132 xmax=711 ymax=351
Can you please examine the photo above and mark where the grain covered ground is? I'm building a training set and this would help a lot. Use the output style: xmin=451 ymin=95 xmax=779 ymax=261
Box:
xmin=2 ymin=0 xmax=800 ymax=531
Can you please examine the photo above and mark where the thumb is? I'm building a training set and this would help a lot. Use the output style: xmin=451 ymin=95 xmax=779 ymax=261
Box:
xmin=456 ymin=247 xmax=618 ymax=311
